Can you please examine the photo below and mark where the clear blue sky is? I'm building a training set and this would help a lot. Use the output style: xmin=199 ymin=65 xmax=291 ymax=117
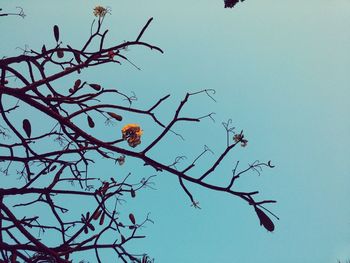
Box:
xmin=1 ymin=0 xmax=350 ymax=262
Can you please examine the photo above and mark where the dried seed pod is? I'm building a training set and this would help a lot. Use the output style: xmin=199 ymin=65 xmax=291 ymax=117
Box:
xmin=92 ymin=209 xmax=102 ymax=220
xmin=57 ymin=49 xmax=64 ymax=58
xmin=255 ymin=207 xmax=275 ymax=232
xmin=129 ymin=213 xmax=136 ymax=224
xmin=107 ymin=112 xmax=123 ymax=121
xmin=53 ymin=25 xmax=60 ymax=42
xmin=87 ymin=222 xmax=95 ymax=231
xmin=89 ymin=83 xmax=101 ymax=91
xmin=22 ymin=119 xmax=31 ymax=138
xmin=87 ymin=116 xmax=95 ymax=128
xmin=74 ymin=79 xmax=81 ymax=89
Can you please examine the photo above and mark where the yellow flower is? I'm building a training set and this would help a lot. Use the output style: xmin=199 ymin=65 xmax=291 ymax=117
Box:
xmin=93 ymin=6 xmax=108 ymax=17
xmin=121 ymin=124 xmax=143 ymax=148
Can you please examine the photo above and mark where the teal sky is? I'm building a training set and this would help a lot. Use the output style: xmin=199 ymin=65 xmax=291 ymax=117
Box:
xmin=1 ymin=1 xmax=350 ymax=262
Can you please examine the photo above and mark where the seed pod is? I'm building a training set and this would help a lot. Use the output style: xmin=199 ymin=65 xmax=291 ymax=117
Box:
xmin=89 ymin=83 xmax=101 ymax=91
xmin=131 ymin=188 xmax=136 ymax=198
xmin=57 ymin=49 xmax=64 ymax=58
xmin=22 ymin=119 xmax=31 ymax=138
xmin=87 ymin=222 xmax=95 ymax=231
xmin=129 ymin=213 xmax=136 ymax=224
xmin=99 ymin=212 xmax=105 ymax=225
xmin=107 ymin=112 xmax=123 ymax=121
xmin=74 ymin=51 xmax=81 ymax=63
xmin=92 ymin=209 xmax=102 ymax=220
xmin=74 ymin=79 xmax=81 ymax=89
xmin=87 ymin=116 xmax=95 ymax=128
xmin=53 ymin=25 xmax=60 ymax=42
xmin=254 ymin=207 xmax=275 ymax=232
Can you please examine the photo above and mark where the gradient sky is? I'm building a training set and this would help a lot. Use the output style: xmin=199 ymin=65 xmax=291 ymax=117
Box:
xmin=1 ymin=0 xmax=350 ymax=262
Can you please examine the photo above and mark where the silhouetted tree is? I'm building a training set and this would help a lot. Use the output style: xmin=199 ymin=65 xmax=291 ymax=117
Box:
xmin=0 ymin=6 xmax=277 ymax=263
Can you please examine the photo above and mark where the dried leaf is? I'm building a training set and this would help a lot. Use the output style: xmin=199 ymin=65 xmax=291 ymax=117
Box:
xmin=107 ymin=112 xmax=123 ymax=121
xmin=87 ymin=116 xmax=95 ymax=128
xmin=89 ymin=83 xmax=101 ymax=91
xmin=129 ymin=213 xmax=136 ymax=224
xmin=255 ymin=207 xmax=275 ymax=232
xmin=22 ymin=119 xmax=31 ymax=138
xmin=53 ymin=25 xmax=60 ymax=42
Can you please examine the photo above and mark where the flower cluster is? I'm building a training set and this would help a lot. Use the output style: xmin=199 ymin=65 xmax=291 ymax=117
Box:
xmin=233 ymin=133 xmax=248 ymax=147
xmin=121 ymin=124 xmax=143 ymax=148
xmin=93 ymin=6 xmax=108 ymax=17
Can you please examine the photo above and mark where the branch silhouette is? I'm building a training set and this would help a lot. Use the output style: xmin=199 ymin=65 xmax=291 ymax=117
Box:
xmin=0 ymin=6 xmax=277 ymax=262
